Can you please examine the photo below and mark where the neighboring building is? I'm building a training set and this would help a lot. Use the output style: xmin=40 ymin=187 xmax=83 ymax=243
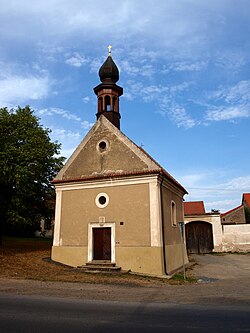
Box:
xmin=242 ymin=193 xmax=250 ymax=208
xmin=51 ymin=49 xmax=188 ymax=277
xmin=184 ymin=199 xmax=250 ymax=253
xmin=242 ymin=193 xmax=250 ymax=224
xmin=184 ymin=201 xmax=221 ymax=253
xmin=221 ymin=205 xmax=246 ymax=225
xmin=184 ymin=201 xmax=205 ymax=215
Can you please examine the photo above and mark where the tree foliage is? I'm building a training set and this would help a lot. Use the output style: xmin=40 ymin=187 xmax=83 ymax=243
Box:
xmin=0 ymin=106 xmax=65 ymax=242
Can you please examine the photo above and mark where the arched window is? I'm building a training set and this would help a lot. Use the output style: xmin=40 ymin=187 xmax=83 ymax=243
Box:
xmin=104 ymin=95 xmax=111 ymax=111
xmin=171 ymin=201 xmax=177 ymax=227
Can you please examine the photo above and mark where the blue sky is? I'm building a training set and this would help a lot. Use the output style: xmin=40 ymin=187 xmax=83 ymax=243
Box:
xmin=1 ymin=0 xmax=250 ymax=212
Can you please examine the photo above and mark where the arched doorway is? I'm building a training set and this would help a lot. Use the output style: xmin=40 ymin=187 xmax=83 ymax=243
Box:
xmin=185 ymin=221 xmax=214 ymax=254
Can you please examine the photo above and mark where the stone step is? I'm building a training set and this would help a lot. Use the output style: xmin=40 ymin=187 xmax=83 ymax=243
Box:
xmin=77 ymin=261 xmax=122 ymax=273
xmin=80 ymin=265 xmax=121 ymax=272
xmin=86 ymin=261 xmax=116 ymax=267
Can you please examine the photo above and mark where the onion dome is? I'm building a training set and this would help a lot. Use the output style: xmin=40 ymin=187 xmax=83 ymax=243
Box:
xmin=98 ymin=54 xmax=119 ymax=83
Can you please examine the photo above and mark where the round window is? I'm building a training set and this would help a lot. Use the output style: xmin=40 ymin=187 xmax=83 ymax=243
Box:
xmin=95 ymin=193 xmax=109 ymax=208
xmin=98 ymin=196 xmax=106 ymax=205
xmin=97 ymin=139 xmax=109 ymax=153
xmin=99 ymin=141 xmax=106 ymax=150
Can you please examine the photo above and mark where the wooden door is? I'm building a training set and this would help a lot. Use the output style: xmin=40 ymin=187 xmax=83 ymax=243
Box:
xmin=185 ymin=221 xmax=214 ymax=254
xmin=93 ymin=227 xmax=111 ymax=260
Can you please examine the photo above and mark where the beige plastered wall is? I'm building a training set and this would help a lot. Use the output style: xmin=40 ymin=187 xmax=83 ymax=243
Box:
xmin=222 ymin=224 xmax=250 ymax=252
xmin=160 ymin=182 xmax=188 ymax=274
xmin=59 ymin=182 xmax=151 ymax=247
xmin=52 ymin=180 xmax=166 ymax=276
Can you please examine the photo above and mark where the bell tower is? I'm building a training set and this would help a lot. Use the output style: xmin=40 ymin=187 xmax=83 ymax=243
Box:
xmin=94 ymin=46 xmax=123 ymax=129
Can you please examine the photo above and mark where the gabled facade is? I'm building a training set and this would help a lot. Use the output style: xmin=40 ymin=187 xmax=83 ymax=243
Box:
xmin=51 ymin=49 xmax=188 ymax=277
xmin=221 ymin=205 xmax=246 ymax=225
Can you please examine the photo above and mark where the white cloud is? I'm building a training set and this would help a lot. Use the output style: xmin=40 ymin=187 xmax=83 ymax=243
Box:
xmin=61 ymin=147 xmax=75 ymax=159
xmin=37 ymin=107 xmax=81 ymax=121
xmin=49 ymin=127 xmax=82 ymax=159
xmin=51 ymin=128 xmax=81 ymax=140
xmin=81 ymin=120 xmax=94 ymax=130
xmin=124 ymin=80 xmax=196 ymax=128
xmin=120 ymin=60 xmax=140 ymax=76
xmin=49 ymin=125 xmax=94 ymax=159
xmin=37 ymin=43 xmax=65 ymax=63
xmin=89 ymin=58 xmax=103 ymax=74
xmin=206 ymin=106 xmax=249 ymax=121
xmin=2 ymin=0 xmax=246 ymax=60
xmin=65 ymin=53 xmax=88 ymax=67
xmin=169 ymin=61 xmax=207 ymax=72
xmin=225 ymin=80 xmax=250 ymax=103
xmin=200 ymin=80 xmax=250 ymax=124
xmin=169 ymin=82 xmax=193 ymax=93
xmin=120 ymin=61 xmax=155 ymax=77
xmin=0 ymin=74 xmax=50 ymax=106
xmin=205 ymin=199 xmax=239 ymax=212
xmin=221 ymin=175 xmax=250 ymax=191
xmin=83 ymin=96 xmax=90 ymax=103
xmin=209 ymin=81 xmax=250 ymax=104
xmin=169 ymin=105 xmax=197 ymax=129
xmin=182 ymin=172 xmax=250 ymax=212
xmin=215 ymin=52 xmax=246 ymax=72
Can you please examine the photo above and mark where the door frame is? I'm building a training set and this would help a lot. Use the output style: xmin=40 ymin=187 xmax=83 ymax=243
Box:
xmin=88 ymin=222 xmax=115 ymax=263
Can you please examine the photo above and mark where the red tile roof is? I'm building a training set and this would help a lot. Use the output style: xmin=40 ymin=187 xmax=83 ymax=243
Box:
xmin=184 ymin=201 xmax=205 ymax=215
xmin=221 ymin=204 xmax=243 ymax=217
xmin=52 ymin=169 xmax=160 ymax=184
xmin=242 ymin=193 xmax=250 ymax=207
xmin=52 ymin=169 xmax=186 ymax=192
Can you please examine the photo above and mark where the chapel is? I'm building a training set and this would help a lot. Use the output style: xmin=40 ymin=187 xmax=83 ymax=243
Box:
xmin=51 ymin=48 xmax=188 ymax=276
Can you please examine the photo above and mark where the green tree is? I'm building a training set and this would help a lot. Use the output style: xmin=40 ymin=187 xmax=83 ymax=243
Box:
xmin=0 ymin=106 xmax=65 ymax=243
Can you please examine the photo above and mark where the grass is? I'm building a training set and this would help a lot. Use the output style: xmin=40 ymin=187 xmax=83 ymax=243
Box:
xmin=0 ymin=237 xmax=196 ymax=286
xmin=170 ymin=273 xmax=197 ymax=283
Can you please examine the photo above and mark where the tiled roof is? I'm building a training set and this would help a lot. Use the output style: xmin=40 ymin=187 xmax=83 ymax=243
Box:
xmin=53 ymin=167 xmax=187 ymax=193
xmin=184 ymin=201 xmax=205 ymax=215
xmin=53 ymin=169 xmax=161 ymax=184
xmin=221 ymin=204 xmax=243 ymax=217
xmin=137 ymin=145 xmax=187 ymax=194
xmin=242 ymin=193 xmax=250 ymax=207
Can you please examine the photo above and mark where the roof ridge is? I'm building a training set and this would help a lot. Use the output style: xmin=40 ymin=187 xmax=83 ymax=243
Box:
xmin=221 ymin=204 xmax=244 ymax=217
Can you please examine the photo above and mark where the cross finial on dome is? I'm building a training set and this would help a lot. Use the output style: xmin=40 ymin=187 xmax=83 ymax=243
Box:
xmin=108 ymin=45 xmax=112 ymax=56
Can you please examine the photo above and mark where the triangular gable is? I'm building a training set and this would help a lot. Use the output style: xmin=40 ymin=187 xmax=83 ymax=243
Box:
xmin=221 ymin=205 xmax=244 ymax=217
xmin=54 ymin=115 xmax=161 ymax=181
xmin=54 ymin=116 xmax=187 ymax=194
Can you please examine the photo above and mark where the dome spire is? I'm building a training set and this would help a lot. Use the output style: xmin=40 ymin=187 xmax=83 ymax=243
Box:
xmin=98 ymin=46 xmax=119 ymax=84
xmin=94 ymin=47 xmax=123 ymax=129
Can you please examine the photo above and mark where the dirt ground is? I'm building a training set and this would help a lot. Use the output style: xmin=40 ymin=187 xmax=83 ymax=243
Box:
xmin=0 ymin=237 xmax=190 ymax=286
xmin=0 ymin=237 xmax=249 ymax=305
